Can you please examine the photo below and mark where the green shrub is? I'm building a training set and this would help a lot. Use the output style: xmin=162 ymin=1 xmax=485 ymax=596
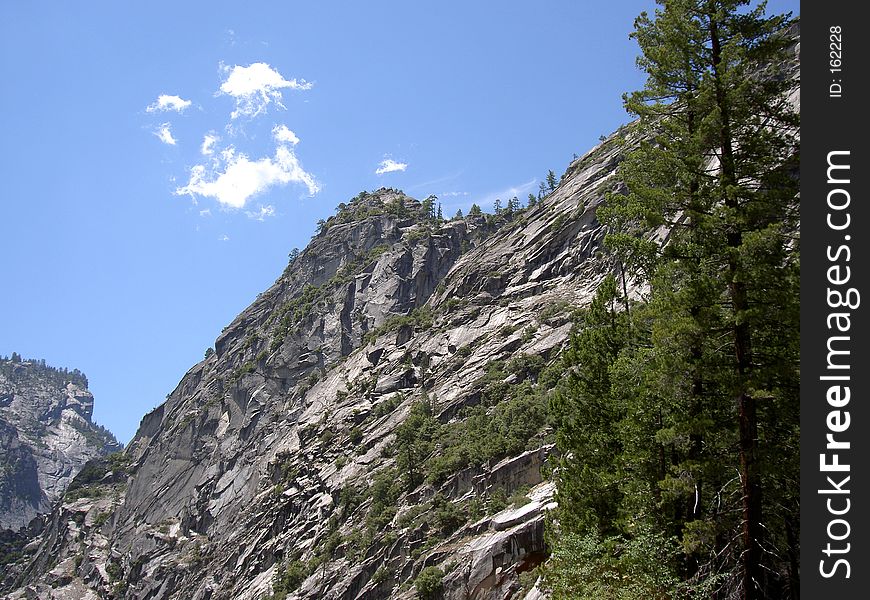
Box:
xmin=363 ymin=307 xmax=434 ymax=344
xmin=371 ymin=566 xmax=391 ymax=585
xmin=371 ymin=394 xmax=402 ymax=420
xmin=415 ymin=566 xmax=444 ymax=599
xmin=507 ymin=354 xmax=546 ymax=382
xmin=106 ymin=560 xmax=123 ymax=581
xmin=488 ymin=488 xmax=509 ymax=513
xmin=271 ymin=560 xmax=308 ymax=598
xmin=93 ymin=510 xmax=112 ymax=527
xmin=65 ymin=484 xmax=105 ymax=501
xmin=499 ymin=324 xmax=519 ymax=338
xmin=541 ymin=529 xmax=687 ymax=600
xmin=364 ymin=468 xmax=403 ymax=534
xmin=430 ymin=494 xmax=466 ymax=536
xmin=509 ymin=485 xmax=531 ymax=507
xmin=318 ymin=428 xmax=335 ymax=445
xmin=425 ymin=384 xmax=549 ymax=486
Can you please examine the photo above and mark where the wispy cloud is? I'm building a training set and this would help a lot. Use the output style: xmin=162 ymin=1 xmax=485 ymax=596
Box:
xmin=477 ymin=178 xmax=538 ymax=208
xmin=219 ymin=62 xmax=312 ymax=119
xmin=200 ymin=133 xmax=219 ymax=156
xmin=219 ymin=234 xmax=230 ymax=242
xmin=406 ymin=171 xmax=463 ymax=193
xmin=246 ymin=205 xmax=276 ymax=221
xmin=375 ymin=158 xmax=408 ymax=175
xmin=175 ymin=144 xmax=319 ymax=209
xmin=199 ymin=208 xmax=212 ymax=217
xmin=155 ymin=123 xmax=177 ymax=145
xmin=272 ymin=124 xmax=299 ymax=145
xmin=147 ymin=94 xmax=192 ymax=113
xmin=437 ymin=191 xmax=470 ymax=198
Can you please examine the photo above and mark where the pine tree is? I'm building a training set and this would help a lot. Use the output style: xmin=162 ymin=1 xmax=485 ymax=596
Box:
xmin=598 ymin=1 xmax=799 ymax=596
xmin=469 ymin=203 xmax=483 ymax=216
xmin=527 ymin=193 xmax=537 ymax=208
xmin=550 ymin=276 xmax=630 ymax=534
xmin=546 ymin=169 xmax=558 ymax=191
xmin=420 ymin=196 xmax=437 ymax=222
xmin=394 ymin=400 xmax=439 ymax=493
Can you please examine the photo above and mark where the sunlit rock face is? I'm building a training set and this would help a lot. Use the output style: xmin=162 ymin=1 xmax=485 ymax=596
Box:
xmin=0 ymin=360 xmax=121 ymax=532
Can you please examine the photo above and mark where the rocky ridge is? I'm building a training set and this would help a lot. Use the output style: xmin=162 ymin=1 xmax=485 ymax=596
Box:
xmin=1 ymin=125 xmax=635 ymax=599
xmin=0 ymin=358 xmax=122 ymax=532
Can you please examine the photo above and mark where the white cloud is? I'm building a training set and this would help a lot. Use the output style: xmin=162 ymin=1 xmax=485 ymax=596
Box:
xmin=219 ymin=234 xmax=230 ymax=242
xmin=199 ymin=208 xmax=212 ymax=217
xmin=375 ymin=158 xmax=408 ymax=175
xmin=246 ymin=205 xmax=276 ymax=221
xmin=175 ymin=144 xmax=319 ymax=209
xmin=147 ymin=94 xmax=192 ymax=113
xmin=220 ymin=146 xmax=236 ymax=162
xmin=155 ymin=123 xmax=177 ymax=145
xmin=201 ymin=133 xmax=219 ymax=155
xmin=272 ymin=124 xmax=299 ymax=145
xmin=219 ymin=62 xmax=312 ymax=119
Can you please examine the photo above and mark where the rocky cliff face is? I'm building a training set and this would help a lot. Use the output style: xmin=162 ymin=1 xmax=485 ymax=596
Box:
xmin=3 ymin=123 xmax=636 ymax=600
xmin=1 ymin=127 xmax=632 ymax=599
xmin=0 ymin=359 xmax=122 ymax=532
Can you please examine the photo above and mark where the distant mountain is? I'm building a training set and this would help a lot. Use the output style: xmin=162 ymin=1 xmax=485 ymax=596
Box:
xmin=0 ymin=356 xmax=122 ymax=532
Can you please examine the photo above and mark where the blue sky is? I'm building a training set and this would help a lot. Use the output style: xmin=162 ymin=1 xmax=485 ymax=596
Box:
xmin=0 ymin=0 xmax=800 ymax=444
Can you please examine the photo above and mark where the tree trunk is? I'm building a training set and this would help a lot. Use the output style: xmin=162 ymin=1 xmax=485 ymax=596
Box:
xmin=709 ymin=10 xmax=762 ymax=599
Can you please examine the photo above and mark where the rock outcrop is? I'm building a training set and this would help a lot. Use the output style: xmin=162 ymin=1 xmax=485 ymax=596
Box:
xmin=0 ymin=358 xmax=121 ymax=532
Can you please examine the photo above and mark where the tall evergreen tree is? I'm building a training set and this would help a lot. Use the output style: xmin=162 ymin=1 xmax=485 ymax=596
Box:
xmin=598 ymin=1 xmax=799 ymax=596
xmin=421 ymin=195 xmax=437 ymax=222
xmin=549 ymin=1 xmax=799 ymax=598
xmin=550 ymin=276 xmax=630 ymax=534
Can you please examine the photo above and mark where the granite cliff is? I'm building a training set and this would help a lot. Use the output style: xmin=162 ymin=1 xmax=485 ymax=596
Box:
xmin=0 ymin=357 xmax=121 ymax=532
xmin=0 ymin=123 xmax=635 ymax=600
